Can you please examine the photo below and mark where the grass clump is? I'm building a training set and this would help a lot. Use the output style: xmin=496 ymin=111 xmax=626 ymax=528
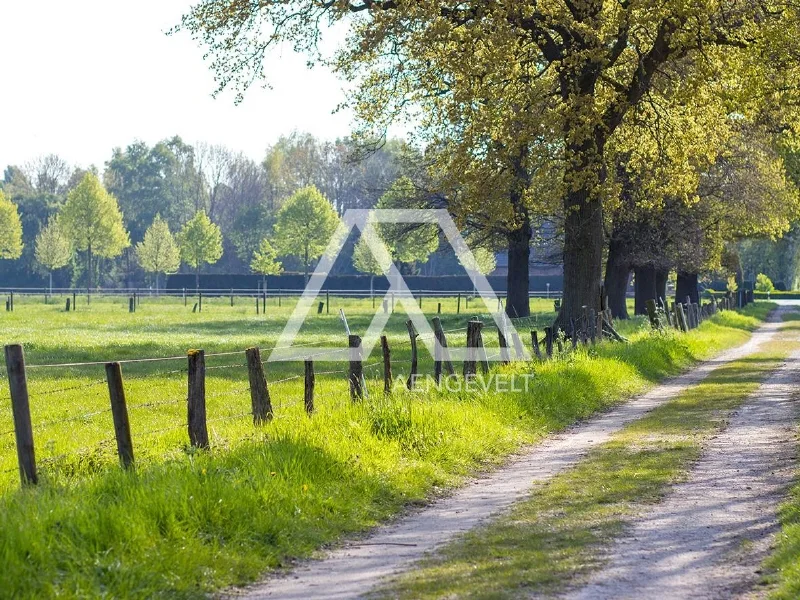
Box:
xmin=0 ymin=299 xmax=775 ymax=598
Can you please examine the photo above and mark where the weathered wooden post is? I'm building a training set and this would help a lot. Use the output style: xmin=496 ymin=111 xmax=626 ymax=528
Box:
xmin=230 ymin=289 xmax=234 ymax=307
xmin=511 ymin=331 xmax=525 ymax=359
xmin=457 ymin=292 xmax=461 ymax=314
xmin=349 ymin=335 xmax=364 ymax=401
xmin=326 ymin=290 xmax=330 ymax=314
xmin=245 ymin=347 xmax=272 ymax=424
xmin=5 ymin=344 xmax=37 ymax=485
xmin=475 ymin=321 xmax=489 ymax=373
xmin=498 ymin=328 xmax=511 ymax=364
xmin=187 ymin=350 xmax=209 ymax=448
xmin=531 ymin=331 xmax=543 ymax=360
xmin=105 ymin=361 xmax=134 ymax=468
xmin=72 ymin=291 xmax=76 ymax=311
xmin=381 ymin=335 xmax=392 ymax=394
xmin=463 ymin=320 xmax=479 ymax=378
xmin=432 ymin=316 xmax=455 ymax=380
xmin=304 ymin=360 xmax=315 ymax=415
xmin=676 ymin=303 xmax=689 ymax=333
xmin=406 ymin=319 xmax=419 ymax=390
xmin=645 ymin=299 xmax=659 ymax=330
xmin=544 ymin=326 xmax=554 ymax=358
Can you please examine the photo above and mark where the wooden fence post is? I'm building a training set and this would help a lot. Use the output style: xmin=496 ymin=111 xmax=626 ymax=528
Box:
xmin=256 ymin=296 xmax=260 ymax=315
xmin=187 ymin=350 xmax=209 ymax=448
xmin=72 ymin=291 xmax=76 ymax=311
xmin=198 ymin=292 xmax=202 ymax=313
xmin=476 ymin=321 xmax=489 ymax=373
xmin=65 ymin=298 xmax=71 ymax=312
xmin=105 ymin=361 xmax=134 ymax=468
xmin=676 ymin=303 xmax=689 ymax=333
xmin=381 ymin=335 xmax=392 ymax=394
xmin=262 ymin=290 xmax=266 ymax=314
xmin=9 ymin=291 xmax=13 ymax=312
xmin=531 ymin=331 xmax=543 ymax=360
xmin=230 ymin=289 xmax=234 ymax=307
xmin=406 ymin=319 xmax=419 ymax=390
xmin=511 ymin=331 xmax=525 ymax=359
xmin=645 ymin=299 xmax=659 ymax=330
xmin=432 ymin=317 xmax=454 ymax=382
xmin=498 ymin=328 xmax=511 ymax=364
xmin=4 ymin=344 xmax=37 ymax=485
xmin=245 ymin=347 xmax=273 ymax=424
xmin=129 ymin=297 xmax=135 ymax=313
xmin=349 ymin=335 xmax=364 ymax=401
xmin=457 ymin=292 xmax=461 ymax=314
xmin=326 ymin=290 xmax=330 ymax=314
xmin=304 ymin=360 xmax=315 ymax=415
xmin=463 ymin=320 xmax=479 ymax=378
xmin=555 ymin=328 xmax=564 ymax=354
xmin=544 ymin=326 xmax=554 ymax=358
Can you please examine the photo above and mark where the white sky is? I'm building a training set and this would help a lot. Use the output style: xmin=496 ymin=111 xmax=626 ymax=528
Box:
xmin=0 ymin=0 xmax=361 ymax=172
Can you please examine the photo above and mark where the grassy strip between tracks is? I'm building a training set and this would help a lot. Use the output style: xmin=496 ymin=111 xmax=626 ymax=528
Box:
xmin=372 ymin=309 xmax=792 ymax=599
xmin=0 ymin=303 xmax=773 ymax=598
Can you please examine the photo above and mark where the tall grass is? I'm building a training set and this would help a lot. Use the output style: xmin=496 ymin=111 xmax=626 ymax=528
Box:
xmin=0 ymin=297 xmax=773 ymax=598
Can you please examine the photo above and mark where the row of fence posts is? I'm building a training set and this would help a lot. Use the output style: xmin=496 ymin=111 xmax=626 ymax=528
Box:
xmin=6 ymin=295 xmax=729 ymax=488
xmin=2 ymin=290 xmax=520 ymax=317
xmin=643 ymin=291 xmax=751 ymax=333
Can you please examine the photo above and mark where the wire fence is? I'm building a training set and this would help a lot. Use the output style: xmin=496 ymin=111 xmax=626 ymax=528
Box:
xmin=0 ymin=295 xmax=734 ymax=490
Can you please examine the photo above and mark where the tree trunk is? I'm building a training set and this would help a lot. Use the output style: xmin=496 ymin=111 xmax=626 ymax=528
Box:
xmin=655 ymin=268 xmax=668 ymax=304
xmin=558 ymin=191 xmax=604 ymax=328
xmin=604 ymin=235 xmax=631 ymax=320
xmin=675 ymin=271 xmax=699 ymax=305
xmin=195 ymin=266 xmax=200 ymax=292
xmin=506 ymin=219 xmax=532 ymax=318
xmin=304 ymin=246 xmax=309 ymax=285
xmin=155 ymin=272 xmax=160 ymax=295
xmin=634 ymin=265 xmax=656 ymax=316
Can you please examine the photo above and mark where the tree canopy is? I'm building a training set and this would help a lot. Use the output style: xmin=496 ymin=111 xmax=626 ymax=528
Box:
xmin=178 ymin=210 xmax=224 ymax=288
xmin=137 ymin=215 xmax=182 ymax=291
xmin=273 ymin=185 xmax=340 ymax=280
xmin=0 ymin=189 xmax=23 ymax=260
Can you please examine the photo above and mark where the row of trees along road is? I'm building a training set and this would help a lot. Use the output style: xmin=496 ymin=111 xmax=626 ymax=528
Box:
xmin=179 ymin=1 xmax=800 ymax=324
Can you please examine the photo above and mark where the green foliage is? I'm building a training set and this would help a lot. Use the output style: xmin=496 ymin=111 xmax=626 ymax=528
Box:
xmin=0 ymin=189 xmax=23 ymax=259
xmin=250 ymin=238 xmax=283 ymax=276
xmin=177 ymin=210 xmax=223 ymax=270
xmin=273 ymin=185 xmax=339 ymax=277
xmin=136 ymin=215 xmax=181 ymax=280
xmin=34 ymin=217 xmax=71 ymax=271
xmin=59 ymin=173 xmax=130 ymax=259
xmin=755 ymin=273 xmax=775 ymax=293
xmin=376 ymin=177 xmax=439 ymax=266
xmin=727 ymin=275 xmax=739 ymax=294
xmin=458 ymin=247 xmax=497 ymax=276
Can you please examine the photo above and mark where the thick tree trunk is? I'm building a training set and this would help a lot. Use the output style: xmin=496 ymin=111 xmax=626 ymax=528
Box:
xmin=655 ymin=268 xmax=668 ymax=305
xmin=558 ymin=191 xmax=604 ymax=328
xmin=675 ymin=271 xmax=699 ymax=305
xmin=634 ymin=265 xmax=657 ymax=315
xmin=506 ymin=220 xmax=532 ymax=318
xmin=604 ymin=235 xmax=631 ymax=320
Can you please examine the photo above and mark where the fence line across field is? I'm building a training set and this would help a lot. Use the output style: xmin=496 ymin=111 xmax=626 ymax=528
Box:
xmin=1 ymin=292 xmax=744 ymax=489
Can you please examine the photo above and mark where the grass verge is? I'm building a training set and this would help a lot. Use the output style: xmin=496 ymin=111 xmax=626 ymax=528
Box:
xmin=372 ymin=325 xmax=791 ymax=599
xmin=0 ymin=303 xmax=774 ymax=598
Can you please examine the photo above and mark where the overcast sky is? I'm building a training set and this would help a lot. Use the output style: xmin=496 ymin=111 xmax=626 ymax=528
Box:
xmin=0 ymin=0 xmax=361 ymax=173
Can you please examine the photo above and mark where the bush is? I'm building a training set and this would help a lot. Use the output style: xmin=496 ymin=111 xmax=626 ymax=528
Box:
xmin=755 ymin=273 xmax=775 ymax=293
